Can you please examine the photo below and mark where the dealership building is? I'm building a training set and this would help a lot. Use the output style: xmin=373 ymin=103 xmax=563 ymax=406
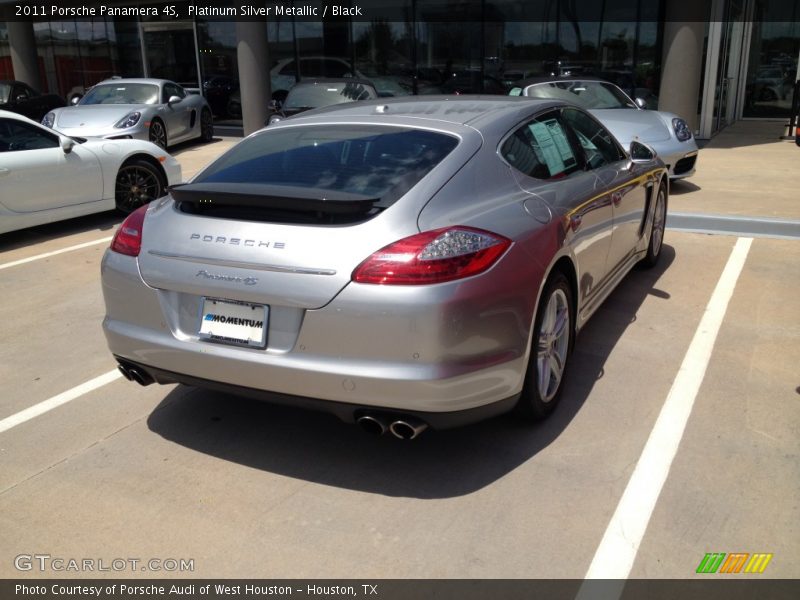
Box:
xmin=1 ymin=0 xmax=798 ymax=137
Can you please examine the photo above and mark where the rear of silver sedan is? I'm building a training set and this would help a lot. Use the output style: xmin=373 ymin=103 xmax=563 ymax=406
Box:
xmin=101 ymin=112 xmax=550 ymax=436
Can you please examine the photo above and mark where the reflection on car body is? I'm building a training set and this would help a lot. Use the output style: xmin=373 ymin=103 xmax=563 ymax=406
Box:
xmin=102 ymin=97 xmax=668 ymax=439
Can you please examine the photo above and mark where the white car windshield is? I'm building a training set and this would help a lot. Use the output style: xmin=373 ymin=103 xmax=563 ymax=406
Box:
xmin=284 ymin=82 xmax=377 ymax=110
xmin=525 ymin=81 xmax=637 ymax=109
xmin=80 ymin=83 xmax=159 ymax=105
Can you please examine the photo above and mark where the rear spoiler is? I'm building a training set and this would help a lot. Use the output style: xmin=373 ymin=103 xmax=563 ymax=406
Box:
xmin=169 ymin=182 xmax=383 ymax=225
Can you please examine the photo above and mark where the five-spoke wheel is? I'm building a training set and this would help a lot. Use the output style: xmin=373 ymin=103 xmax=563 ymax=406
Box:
xmin=148 ymin=119 xmax=167 ymax=149
xmin=641 ymin=183 xmax=667 ymax=268
xmin=516 ymin=272 xmax=574 ymax=419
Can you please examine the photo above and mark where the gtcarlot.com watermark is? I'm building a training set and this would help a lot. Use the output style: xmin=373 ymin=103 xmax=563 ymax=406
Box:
xmin=14 ymin=554 xmax=194 ymax=573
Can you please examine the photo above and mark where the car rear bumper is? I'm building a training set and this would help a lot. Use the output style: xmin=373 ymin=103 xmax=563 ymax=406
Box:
xmin=101 ymin=250 xmax=535 ymax=424
xmin=113 ymin=356 xmax=520 ymax=429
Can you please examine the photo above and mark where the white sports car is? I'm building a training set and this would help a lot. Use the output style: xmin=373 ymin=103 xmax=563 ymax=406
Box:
xmin=0 ymin=109 xmax=181 ymax=234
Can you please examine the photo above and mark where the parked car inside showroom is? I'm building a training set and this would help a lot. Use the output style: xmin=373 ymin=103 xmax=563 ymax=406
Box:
xmin=265 ymin=78 xmax=378 ymax=125
xmin=0 ymin=80 xmax=66 ymax=122
xmin=511 ymin=76 xmax=699 ymax=179
xmin=0 ymin=110 xmax=180 ymax=234
xmin=41 ymin=78 xmax=213 ymax=150
xmin=102 ymin=96 xmax=668 ymax=439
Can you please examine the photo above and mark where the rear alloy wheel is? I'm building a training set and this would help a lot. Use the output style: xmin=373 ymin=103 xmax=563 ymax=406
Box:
xmin=641 ymin=183 xmax=666 ymax=268
xmin=516 ymin=273 xmax=574 ymax=420
xmin=200 ymin=108 xmax=214 ymax=143
xmin=115 ymin=159 xmax=165 ymax=213
xmin=149 ymin=119 xmax=167 ymax=149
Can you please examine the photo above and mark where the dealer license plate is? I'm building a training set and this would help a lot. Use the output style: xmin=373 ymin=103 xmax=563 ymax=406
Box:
xmin=199 ymin=298 xmax=268 ymax=348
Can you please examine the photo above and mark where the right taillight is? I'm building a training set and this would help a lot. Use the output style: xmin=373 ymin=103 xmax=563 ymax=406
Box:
xmin=352 ymin=226 xmax=511 ymax=285
xmin=110 ymin=204 xmax=148 ymax=257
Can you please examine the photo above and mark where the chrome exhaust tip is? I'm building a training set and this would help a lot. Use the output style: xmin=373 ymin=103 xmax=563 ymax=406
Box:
xmin=389 ymin=417 xmax=428 ymax=440
xmin=357 ymin=414 xmax=388 ymax=436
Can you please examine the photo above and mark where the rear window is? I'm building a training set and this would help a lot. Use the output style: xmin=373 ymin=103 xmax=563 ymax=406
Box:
xmin=197 ymin=125 xmax=459 ymax=203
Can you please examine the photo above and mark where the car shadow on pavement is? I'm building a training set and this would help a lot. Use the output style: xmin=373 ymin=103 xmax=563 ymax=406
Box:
xmin=0 ymin=211 xmax=120 ymax=253
xmin=147 ymin=246 xmax=675 ymax=499
xmin=669 ymin=180 xmax=701 ymax=195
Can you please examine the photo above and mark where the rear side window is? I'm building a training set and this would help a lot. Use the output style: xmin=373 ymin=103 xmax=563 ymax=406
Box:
xmin=561 ymin=108 xmax=625 ymax=168
xmin=501 ymin=112 xmax=579 ymax=179
xmin=197 ymin=125 xmax=459 ymax=203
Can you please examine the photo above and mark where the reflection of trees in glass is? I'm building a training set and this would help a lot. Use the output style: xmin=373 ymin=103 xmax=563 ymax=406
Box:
xmin=355 ymin=20 xmax=396 ymax=73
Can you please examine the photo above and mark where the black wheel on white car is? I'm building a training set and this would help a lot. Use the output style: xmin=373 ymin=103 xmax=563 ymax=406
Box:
xmin=115 ymin=158 xmax=165 ymax=213
xmin=640 ymin=183 xmax=667 ymax=268
xmin=149 ymin=119 xmax=167 ymax=149
xmin=200 ymin=108 xmax=214 ymax=143
xmin=516 ymin=272 xmax=574 ymax=420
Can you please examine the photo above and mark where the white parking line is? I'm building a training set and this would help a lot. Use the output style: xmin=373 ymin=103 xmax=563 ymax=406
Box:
xmin=579 ymin=236 xmax=753 ymax=589
xmin=0 ymin=236 xmax=113 ymax=271
xmin=0 ymin=369 xmax=122 ymax=434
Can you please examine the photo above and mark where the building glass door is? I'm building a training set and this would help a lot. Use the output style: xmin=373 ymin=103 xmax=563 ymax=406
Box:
xmin=712 ymin=0 xmax=745 ymax=133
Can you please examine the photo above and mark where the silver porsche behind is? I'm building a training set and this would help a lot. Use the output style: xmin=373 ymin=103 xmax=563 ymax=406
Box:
xmin=42 ymin=78 xmax=214 ymax=150
xmin=101 ymin=96 xmax=669 ymax=438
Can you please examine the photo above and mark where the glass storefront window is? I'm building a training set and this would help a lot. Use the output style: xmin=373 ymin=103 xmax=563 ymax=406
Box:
xmin=27 ymin=19 xmax=141 ymax=101
xmin=197 ymin=20 xmax=239 ymax=120
xmin=743 ymin=0 xmax=800 ymax=118
xmin=353 ymin=19 xmax=415 ymax=97
xmin=0 ymin=23 xmax=12 ymax=81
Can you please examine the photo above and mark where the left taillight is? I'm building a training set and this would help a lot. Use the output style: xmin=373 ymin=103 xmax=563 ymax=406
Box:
xmin=110 ymin=204 xmax=148 ymax=257
xmin=352 ymin=226 xmax=511 ymax=285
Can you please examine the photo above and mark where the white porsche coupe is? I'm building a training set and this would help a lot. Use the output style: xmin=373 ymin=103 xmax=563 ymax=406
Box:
xmin=0 ymin=110 xmax=181 ymax=235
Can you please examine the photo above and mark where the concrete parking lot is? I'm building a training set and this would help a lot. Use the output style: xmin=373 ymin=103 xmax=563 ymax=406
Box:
xmin=0 ymin=126 xmax=798 ymax=581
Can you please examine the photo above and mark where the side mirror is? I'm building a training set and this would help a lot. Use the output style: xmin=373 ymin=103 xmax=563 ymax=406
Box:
xmin=70 ymin=95 xmax=82 ymax=105
xmin=629 ymin=140 xmax=656 ymax=163
xmin=14 ymin=94 xmax=26 ymax=103
xmin=634 ymin=97 xmax=647 ymax=109
xmin=59 ymin=136 xmax=75 ymax=154
xmin=167 ymin=95 xmax=182 ymax=105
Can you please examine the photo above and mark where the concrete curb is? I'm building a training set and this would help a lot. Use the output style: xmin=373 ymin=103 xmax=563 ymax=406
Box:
xmin=667 ymin=212 xmax=800 ymax=240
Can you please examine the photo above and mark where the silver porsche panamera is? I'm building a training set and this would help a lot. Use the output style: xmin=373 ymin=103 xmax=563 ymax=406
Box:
xmin=101 ymin=96 xmax=668 ymax=439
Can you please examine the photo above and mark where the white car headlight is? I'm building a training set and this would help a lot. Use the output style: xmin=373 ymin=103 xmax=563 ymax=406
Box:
xmin=115 ymin=112 xmax=142 ymax=129
xmin=41 ymin=112 xmax=55 ymax=128
xmin=672 ymin=118 xmax=692 ymax=142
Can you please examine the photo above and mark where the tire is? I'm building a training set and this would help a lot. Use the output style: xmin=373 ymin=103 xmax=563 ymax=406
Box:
xmin=115 ymin=158 xmax=166 ymax=213
xmin=515 ymin=272 xmax=574 ymax=420
xmin=200 ymin=108 xmax=214 ymax=143
xmin=148 ymin=119 xmax=167 ymax=149
xmin=640 ymin=183 xmax=667 ymax=268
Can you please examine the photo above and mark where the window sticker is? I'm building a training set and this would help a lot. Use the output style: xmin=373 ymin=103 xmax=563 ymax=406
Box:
xmin=529 ymin=118 xmax=575 ymax=175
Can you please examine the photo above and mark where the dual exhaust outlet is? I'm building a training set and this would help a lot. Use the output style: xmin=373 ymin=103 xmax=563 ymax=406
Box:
xmin=357 ymin=413 xmax=428 ymax=440
xmin=118 ymin=360 xmax=427 ymax=439
xmin=117 ymin=362 xmax=153 ymax=386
